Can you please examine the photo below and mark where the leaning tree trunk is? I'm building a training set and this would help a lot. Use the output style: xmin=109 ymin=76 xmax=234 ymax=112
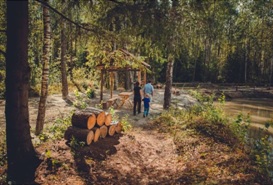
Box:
xmin=163 ymin=54 xmax=174 ymax=109
xmin=61 ymin=22 xmax=69 ymax=100
xmin=6 ymin=1 xmax=41 ymax=183
xmin=35 ymin=0 xmax=51 ymax=135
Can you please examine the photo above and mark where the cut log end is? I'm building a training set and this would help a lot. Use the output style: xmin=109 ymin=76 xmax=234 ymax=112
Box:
xmin=99 ymin=125 xmax=108 ymax=138
xmin=87 ymin=113 xmax=96 ymax=129
xmin=93 ymin=128 xmax=101 ymax=142
xmin=86 ymin=130 xmax=94 ymax=145
xmin=97 ymin=111 xmax=106 ymax=126
xmin=108 ymin=125 xmax=116 ymax=136
xmin=115 ymin=122 xmax=122 ymax=133
xmin=105 ymin=113 xmax=112 ymax=126
xmin=64 ymin=126 xmax=94 ymax=145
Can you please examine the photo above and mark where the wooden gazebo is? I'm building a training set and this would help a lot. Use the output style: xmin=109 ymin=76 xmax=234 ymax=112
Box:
xmin=96 ymin=48 xmax=150 ymax=101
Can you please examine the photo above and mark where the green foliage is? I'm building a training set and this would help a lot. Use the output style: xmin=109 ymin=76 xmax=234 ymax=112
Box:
xmin=229 ymin=113 xmax=250 ymax=143
xmin=95 ymin=102 xmax=103 ymax=109
xmin=154 ymin=91 xmax=242 ymax=146
xmin=109 ymin=106 xmax=119 ymax=122
xmin=0 ymin=130 xmax=6 ymax=167
xmin=33 ymin=112 xmax=73 ymax=146
xmin=73 ymin=90 xmax=87 ymax=109
xmin=47 ymin=114 xmax=72 ymax=140
xmin=0 ymin=131 xmax=7 ymax=183
xmin=44 ymin=149 xmax=62 ymax=173
xmin=189 ymin=90 xmax=227 ymax=124
xmin=156 ymin=90 xmax=273 ymax=180
xmin=120 ymin=114 xmax=132 ymax=132
xmin=69 ymin=136 xmax=85 ymax=157
xmin=69 ymin=136 xmax=85 ymax=150
xmin=86 ymin=88 xmax=95 ymax=99
xmin=249 ymin=123 xmax=273 ymax=179
xmin=0 ymin=70 xmax=5 ymax=98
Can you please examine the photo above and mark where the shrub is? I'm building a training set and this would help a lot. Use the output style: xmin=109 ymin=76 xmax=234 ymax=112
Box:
xmin=86 ymin=88 xmax=95 ymax=99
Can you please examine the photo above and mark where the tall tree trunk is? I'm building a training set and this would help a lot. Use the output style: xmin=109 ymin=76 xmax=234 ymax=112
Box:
xmin=113 ymin=42 xmax=118 ymax=90
xmin=192 ymin=58 xmax=197 ymax=82
xmin=61 ymin=22 xmax=69 ymax=99
xmin=204 ymin=38 xmax=211 ymax=82
xmin=163 ymin=54 xmax=174 ymax=109
xmin=269 ymin=58 xmax=273 ymax=89
xmin=244 ymin=40 xmax=248 ymax=83
xmin=35 ymin=0 xmax=51 ymax=135
xmin=6 ymin=1 xmax=41 ymax=183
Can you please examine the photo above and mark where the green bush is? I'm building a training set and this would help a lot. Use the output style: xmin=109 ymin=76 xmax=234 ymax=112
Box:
xmin=86 ymin=88 xmax=95 ymax=99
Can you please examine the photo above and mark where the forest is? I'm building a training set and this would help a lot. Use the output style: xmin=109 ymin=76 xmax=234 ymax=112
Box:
xmin=1 ymin=0 xmax=273 ymax=184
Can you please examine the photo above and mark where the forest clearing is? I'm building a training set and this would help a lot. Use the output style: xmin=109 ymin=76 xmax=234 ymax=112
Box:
xmin=1 ymin=87 xmax=273 ymax=184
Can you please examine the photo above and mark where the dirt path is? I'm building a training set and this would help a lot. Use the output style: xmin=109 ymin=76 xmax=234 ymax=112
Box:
xmin=31 ymin=89 xmax=190 ymax=184
xmin=89 ymin=127 xmax=183 ymax=184
xmin=86 ymin=89 xmax=185 ymax=184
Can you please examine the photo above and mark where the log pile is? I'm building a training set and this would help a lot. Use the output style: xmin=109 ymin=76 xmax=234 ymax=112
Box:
xmin=172 ymin=87 xmax=180 ymax=96
xmin=155 ymin=83 xmax=164 ymax=89
xmin=64 ymin=107 xmax=122 ymax=145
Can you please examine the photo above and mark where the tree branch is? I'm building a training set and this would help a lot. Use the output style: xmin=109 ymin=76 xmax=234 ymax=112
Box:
xmin=107 ymin=0 xmax=124 ymax=5
xmin=35 ymin=0 xmax=114 ymax=39
xmin=0 ymin=29 xmax=6 ymax=33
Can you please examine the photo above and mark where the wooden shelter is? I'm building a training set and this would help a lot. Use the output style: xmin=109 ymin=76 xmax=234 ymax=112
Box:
xmin=96 ymin=48 xmax=150 ymax=101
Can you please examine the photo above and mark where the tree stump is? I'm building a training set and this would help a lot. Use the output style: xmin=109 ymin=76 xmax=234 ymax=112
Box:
xmin=99 ymin=125 xmax=108 ymax=138
xmin=64 ymin=126 xmax=94 ymax=145
xmin=105 ymin=113 xmax=112 ymax=126
xmin=71 ymin=111 xmax=96 ymax=129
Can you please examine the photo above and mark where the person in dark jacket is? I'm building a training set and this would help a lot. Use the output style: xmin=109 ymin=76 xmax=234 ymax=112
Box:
xmin=133 ymin=81 xmax=142 ymax=115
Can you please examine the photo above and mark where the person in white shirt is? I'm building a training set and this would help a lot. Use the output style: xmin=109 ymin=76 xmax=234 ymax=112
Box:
xmin=143 ymin=80 xmax=154 ymax=102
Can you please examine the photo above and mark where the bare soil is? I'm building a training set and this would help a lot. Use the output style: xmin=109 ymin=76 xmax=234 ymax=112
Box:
xmin=0 ymin=88 xmax=272 ymax=184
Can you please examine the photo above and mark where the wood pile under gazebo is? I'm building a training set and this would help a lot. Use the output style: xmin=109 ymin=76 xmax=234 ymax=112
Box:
xmin=64 ymin=107 xmax=122 ymax=145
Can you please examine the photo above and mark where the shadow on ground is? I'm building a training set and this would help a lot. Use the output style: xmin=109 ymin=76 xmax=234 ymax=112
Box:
xmin=69 ymin=134 xmax=122 ymax=184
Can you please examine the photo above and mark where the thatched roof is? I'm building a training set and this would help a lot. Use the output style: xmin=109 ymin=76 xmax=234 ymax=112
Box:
xmin=96 ymin=48 xmax=150 ymax=71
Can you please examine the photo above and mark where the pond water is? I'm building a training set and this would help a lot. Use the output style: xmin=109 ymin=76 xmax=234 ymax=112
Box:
xmin=220 ymin=98 xmax=273 ymax=133
xmin=221 ymin=98 xmax=273 ymax=180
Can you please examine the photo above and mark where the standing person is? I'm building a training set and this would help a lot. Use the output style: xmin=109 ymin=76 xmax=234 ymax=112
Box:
xmin=143 ymin=80 xmax=154 ymax=101
xmin=143 ymin=93 xmax=150 ymax=117
xmin=133 ymin=81 xmax=142 ymax=115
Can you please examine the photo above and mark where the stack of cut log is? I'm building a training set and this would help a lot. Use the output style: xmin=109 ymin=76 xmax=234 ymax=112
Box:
xmin=64 ymin=107 xmax=122 ymax=145
xmin=172 ymin=87 xmax=180 ymax=96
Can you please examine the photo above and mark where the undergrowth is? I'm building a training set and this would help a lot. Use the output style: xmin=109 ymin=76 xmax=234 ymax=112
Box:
xmin=32 ymin=111 xmax=74 ymax=146
xmin=153 ymin=90 xmax=273 ymax=182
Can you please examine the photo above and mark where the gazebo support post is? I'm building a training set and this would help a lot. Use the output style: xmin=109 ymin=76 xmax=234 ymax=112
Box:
xmin=138 ymin=70 xmax=141 ymax=85
xmin=100 ymin=70 xmax=104 ymax=101
xmin=110 ymin=72 xmax=114 ymax=98
xmin=144 ymin=70 xmax=147 ymax=85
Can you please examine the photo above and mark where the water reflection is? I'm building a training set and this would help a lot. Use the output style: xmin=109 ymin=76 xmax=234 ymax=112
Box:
xmin=222 ymin=98 xmax=273 ymax=124
xmin=218 ymin=98 xmax=273 ymax=134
